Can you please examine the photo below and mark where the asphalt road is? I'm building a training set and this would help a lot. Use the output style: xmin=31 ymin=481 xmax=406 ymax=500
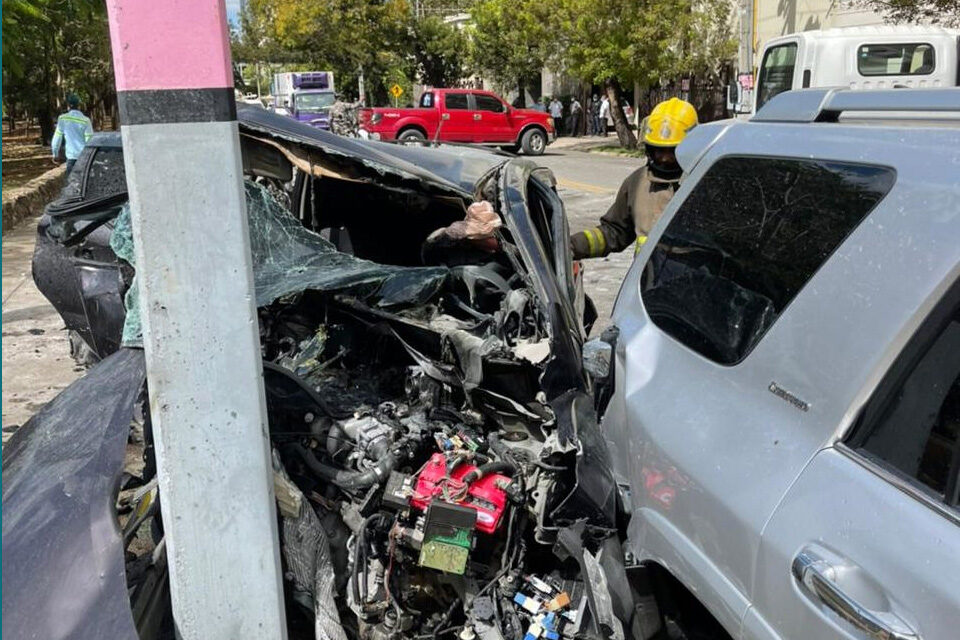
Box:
xmin=0 ymin=144 xmax=641 ymax=432
xmin=536 ymin=145 xmax=642 ymax=326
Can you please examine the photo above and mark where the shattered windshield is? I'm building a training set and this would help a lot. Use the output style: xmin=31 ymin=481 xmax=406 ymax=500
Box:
xmin=111 ymin=181 xmax=450 ymax=347
xmin=641 ymin=156 xmax=896 ymax=364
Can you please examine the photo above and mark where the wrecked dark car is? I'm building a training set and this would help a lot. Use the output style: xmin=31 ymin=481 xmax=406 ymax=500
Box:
xmin=4 ymin=109 xmax=645 ymax=640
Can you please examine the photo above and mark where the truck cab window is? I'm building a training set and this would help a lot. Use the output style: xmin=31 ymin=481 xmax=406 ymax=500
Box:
xmin=858 ymin=43 xmax=935 ymax=76
xmin=445 ymin=93 xmax=469 ymax=110
xmin=850 ymin=288 xmax=960 ymax=506
xmin=420 ymin=92 xmax=434 ymax=108
xmin=640 ymin=156 xmax=895 ymax=365
xmin=757 ymin=43 xmax=797 ymax=110
xmin=475 ymin=94 xmax=505 ymax=113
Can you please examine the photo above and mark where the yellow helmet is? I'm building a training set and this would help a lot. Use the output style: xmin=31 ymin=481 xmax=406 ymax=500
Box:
xmin=641 ymin=98 xmax=698 ymax=147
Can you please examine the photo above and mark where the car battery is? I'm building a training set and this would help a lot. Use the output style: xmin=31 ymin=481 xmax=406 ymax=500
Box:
xmin=418 ymin=501 xmax=477 ymax=574
xmin=410 ymin=453 xmax=510 ymax=534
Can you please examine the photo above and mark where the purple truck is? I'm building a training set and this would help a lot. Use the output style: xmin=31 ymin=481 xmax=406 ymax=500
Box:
xmin=272 ymin=71 xmax=336 ymax=130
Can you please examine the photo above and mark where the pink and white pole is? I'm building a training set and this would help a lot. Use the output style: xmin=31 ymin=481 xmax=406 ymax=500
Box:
xmin=104 ymin=2 xmax=288 ymax=637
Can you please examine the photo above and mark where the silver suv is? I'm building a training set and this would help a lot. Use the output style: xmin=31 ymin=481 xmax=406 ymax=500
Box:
xmin=596 ymin=89 xmax=960 ymax=640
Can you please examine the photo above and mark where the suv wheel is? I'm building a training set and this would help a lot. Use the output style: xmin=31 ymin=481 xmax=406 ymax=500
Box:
xmin=521 ymin=128 xmax=547 ymax=155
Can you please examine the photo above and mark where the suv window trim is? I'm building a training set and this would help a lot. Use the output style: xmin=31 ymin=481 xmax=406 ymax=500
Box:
xmin=843 ymin=275 xmax=960 ymax=522
xmin=836 ymin=443 xmax=960 ymax=528
xmin=856 ymin=42 xmax=936 ymax=77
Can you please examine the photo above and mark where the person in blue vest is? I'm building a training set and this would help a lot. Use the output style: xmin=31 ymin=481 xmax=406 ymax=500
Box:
xmin=51 ymin=94 xmax=94 ymax=178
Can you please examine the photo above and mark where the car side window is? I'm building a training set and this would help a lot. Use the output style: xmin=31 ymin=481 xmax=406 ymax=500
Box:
xmin=420 ymin=92 xmax=434 ymax=108
xmin=849 ymin=282 xmax=960 ymax=509
xmin=858 ymin=43 xmax=936 ymax=76
xmin=84 ymin=148 xmax=127 ymax=200
xmin=640 ymin=156 xmax=895 ymax=365
xmin=445 ymin=93 xmax=469 ymax=110
xmin=475 ymin=94 xmax=505 ymax=113
xmin=757 ymin=42 xmax=797 ymax=110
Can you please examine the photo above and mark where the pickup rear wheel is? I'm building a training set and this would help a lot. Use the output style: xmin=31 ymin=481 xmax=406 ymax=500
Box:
xmin=521 ymin=128 xmax=547 ymax=156
xmin=398 ymin=128 xmax=427 ymax=144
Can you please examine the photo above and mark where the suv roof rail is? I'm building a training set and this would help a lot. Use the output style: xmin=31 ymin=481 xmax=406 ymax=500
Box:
xmin=752 ymin=88 xmax=960 ymax=123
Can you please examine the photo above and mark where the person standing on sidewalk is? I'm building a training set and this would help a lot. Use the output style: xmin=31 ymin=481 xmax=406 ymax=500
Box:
xmin=51 ymin=94 xmax=94 ymax=179
xmin=569 ymin=97 xmax=583 ymax=137
xmin=597 ymin=95 xmax=610 ymax=137
xmin=549 ymin=97 xmax=563 ymax=136
xmin=589 ymin=94 xmax=602 ymax=135
xmin=570 ymin=98 xmax=698 ymax=260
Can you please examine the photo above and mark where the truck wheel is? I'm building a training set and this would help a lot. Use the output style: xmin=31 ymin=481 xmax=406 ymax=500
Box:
xmin=521 ymin=129 xmax=547 ymax=156
xmin=398 ymin=129 xmax=427 ymax=144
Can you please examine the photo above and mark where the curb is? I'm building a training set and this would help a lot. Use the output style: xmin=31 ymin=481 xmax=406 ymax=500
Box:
xmin=2 ymin=165 xmax=65 ymax=235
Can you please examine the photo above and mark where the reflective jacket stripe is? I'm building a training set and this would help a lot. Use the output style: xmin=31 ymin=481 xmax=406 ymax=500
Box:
xmin=584 ymin=229 xmax=598 ymax=256
xmin=634 ymin=234 xmax=648 ymax=254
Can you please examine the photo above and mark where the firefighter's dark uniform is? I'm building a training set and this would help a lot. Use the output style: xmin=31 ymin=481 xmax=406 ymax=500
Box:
xmin=570 ymin=165 xmax=679 ymax=260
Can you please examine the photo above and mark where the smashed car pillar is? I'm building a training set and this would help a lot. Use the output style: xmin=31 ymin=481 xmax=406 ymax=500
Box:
xmin=104 ymin=2 xmax=288 ymax=638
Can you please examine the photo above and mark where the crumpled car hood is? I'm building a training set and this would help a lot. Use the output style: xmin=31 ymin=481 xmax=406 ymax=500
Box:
xmin=2 ymin=349 xmax=146 ymax=640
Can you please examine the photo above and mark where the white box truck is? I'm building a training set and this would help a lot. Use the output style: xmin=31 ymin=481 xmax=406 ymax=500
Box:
xmin=730 ymin=25 xmax=959 ymax=115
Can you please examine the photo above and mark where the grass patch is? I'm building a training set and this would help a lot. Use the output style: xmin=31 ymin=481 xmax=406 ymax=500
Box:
xmin=586 ymin=144 xmax=645 ymax=158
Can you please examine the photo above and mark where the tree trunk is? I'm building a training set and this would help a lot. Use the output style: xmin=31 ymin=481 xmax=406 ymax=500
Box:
xmin=517 ymin=77 xmax=524 ymax=107
xmin=605 ymin=77 xmax=636 ymax=149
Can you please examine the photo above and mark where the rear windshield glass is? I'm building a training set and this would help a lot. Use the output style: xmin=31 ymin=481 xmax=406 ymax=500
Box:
xmin=858 ymin=43 xmax=935 ymax=76
xmin=445 ymin=93 xmax=469 ymax=110
xmin=641 ymin=156 xmax=896 ymax=365
xmin=84 ymin=148 xmax=127 ymax=200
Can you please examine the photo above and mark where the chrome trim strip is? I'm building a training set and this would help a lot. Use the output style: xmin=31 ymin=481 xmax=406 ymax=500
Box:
xmin=835 ymin=443 xmax=960 ymax=528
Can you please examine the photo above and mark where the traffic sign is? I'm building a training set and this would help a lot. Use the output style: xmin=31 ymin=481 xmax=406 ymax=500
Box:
xmin=390 ymin=84 xmax=404 ymax=98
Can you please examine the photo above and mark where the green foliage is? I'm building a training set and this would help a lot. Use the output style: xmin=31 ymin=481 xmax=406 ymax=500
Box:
xmin=553 ymin=0 xmax=736 ymax=87
xmin=857 ymin=0 xmax=959 ymax=27
xmin=469 ymin=0 xmax=552 ymax=91
xmin=410 ymin=16 xmax=469 ymax=88
xmin=233 ymin=0 xmax=468 ymax=102
xmin=3 ymin=0 xmax=115 ymax=137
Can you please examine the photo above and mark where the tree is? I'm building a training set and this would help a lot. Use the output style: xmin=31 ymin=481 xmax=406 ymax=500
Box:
xmin=234 ymin=0 xmax=467 ymax=104
xmin=857 ymin=0 xmax=959 ymax=26
xmin=3 ymin=0 xmax=115 ymax=139
xmin=470 ymin=0 xmax=552 ymax=101
xmin=410 ymin=16 xmax=469 ymax=88
xmin=551 ymin=0 xmax=735 ymax=148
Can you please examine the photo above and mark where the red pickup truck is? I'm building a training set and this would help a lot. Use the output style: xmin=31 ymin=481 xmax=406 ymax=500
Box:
xmin=358 ymin=89 xmax=556 ymax=155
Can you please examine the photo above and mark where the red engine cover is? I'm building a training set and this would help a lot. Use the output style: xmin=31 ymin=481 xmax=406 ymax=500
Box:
xmin=411 ymin=453 xmax=510 ymax=534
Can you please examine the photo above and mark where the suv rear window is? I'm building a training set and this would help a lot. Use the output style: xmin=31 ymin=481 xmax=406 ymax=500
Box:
xmin=640 ymin=156 xmax=896 ymax=365
xmin=858 ymin=43 xmax=935 ymax=76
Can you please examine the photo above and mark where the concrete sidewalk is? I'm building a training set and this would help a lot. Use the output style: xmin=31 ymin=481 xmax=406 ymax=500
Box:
xmin=2 ymin=215 xmax=82 ymax=441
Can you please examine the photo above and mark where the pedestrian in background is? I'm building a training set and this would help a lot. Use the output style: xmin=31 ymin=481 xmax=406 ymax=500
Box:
xmin=569 ymin=97 xmax=583 ymax=137
xmin=590 ymin=94 xmax=602 ymax=135
xmin=549 ymin=97 xmax=563 ymax=136
xmin=51 ymin=94 xmax=94 ymax=179
xmin=533 ymin=98 xmax=547 ymax=113
xmin=598 ymin=95 xmax=610 ymax=136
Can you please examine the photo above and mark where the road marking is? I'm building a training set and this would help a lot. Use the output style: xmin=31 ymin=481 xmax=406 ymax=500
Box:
xmin=557 ymin=178 xmax=616 ymax=194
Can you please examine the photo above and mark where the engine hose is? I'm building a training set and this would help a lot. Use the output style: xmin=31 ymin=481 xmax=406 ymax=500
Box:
xmin=293 ymin=444 xmax=397 ymax=491
xmin=462 ymin=460 xmax=518 ymax=484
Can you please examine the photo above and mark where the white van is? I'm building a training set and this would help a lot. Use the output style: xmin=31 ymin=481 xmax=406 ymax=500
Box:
xmin=732 ymin=25 xmax=959 ymax=114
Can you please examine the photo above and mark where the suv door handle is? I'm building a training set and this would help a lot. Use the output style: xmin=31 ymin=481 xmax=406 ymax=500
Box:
xmin=792 ymin=549 xmax=920 ymax=640
xmin=473 ymin=113 xmax=482 ymax=120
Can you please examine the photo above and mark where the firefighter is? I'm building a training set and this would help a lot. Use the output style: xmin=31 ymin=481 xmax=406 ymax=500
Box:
xmin=570 ymin=98 xmax=697 ymax=260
